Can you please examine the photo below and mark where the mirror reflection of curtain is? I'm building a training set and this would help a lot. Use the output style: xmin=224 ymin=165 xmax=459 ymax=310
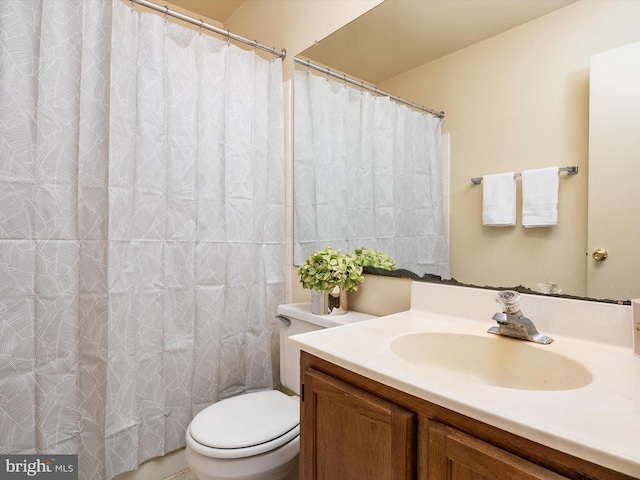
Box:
xmin=0 ymin=1 xmax=284 ymax=478
xmin=294 ymin=70 xmax=449 ymax=278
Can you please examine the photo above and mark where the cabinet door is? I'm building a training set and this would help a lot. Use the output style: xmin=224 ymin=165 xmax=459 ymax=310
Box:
xmin=301 ymin=368 xmax=416 ymax=480
xmin=427 ymin=421 xmax=569 ymax=480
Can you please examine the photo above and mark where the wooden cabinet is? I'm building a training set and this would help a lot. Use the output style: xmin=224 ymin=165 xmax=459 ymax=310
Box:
xmin=301 ymin=367 xmax=415 ymax=480
xmin=427 ymin=420 xmax=569 ymax=480
xmin=300 ymin=352 xmax=636 ymax=480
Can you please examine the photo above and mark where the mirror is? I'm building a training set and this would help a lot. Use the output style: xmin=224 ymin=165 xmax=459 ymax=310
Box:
xmin=294 ymin=0 xmax=640 ymax=302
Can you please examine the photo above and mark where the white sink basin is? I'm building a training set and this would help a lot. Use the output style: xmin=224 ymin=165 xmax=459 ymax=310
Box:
xmin=390 ymin=332 xmax=592 ymax=391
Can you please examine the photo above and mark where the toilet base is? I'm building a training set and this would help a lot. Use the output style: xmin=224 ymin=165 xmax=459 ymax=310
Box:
xmin=185 ymin=435 xmax=299 ymax=480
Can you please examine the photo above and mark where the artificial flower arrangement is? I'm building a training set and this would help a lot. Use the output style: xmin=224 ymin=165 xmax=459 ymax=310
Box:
xmin=354 ymin=247 xmax=396 ymax=271
xmin=297 ymin=246 xmax=364 ymax=292
xmin=298 ymin=246 xmax=396 ymax=293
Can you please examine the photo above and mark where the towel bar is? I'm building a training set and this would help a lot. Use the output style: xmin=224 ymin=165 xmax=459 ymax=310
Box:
xmin=471 ymin=166 xmax=578 ymax=185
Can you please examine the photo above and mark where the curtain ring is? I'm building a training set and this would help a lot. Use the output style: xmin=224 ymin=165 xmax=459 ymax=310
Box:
xmin=343 ymin=74 xmax=347 ymax=88
xmin=198 ymin=19 xmax=203 ymax=36
xmin=163 ymin=5 xmax=168 ymax=25
xmin=129 ymin=0 xmax=134 ymax=13
xmin=326 ymin=68 xmax=330 ymax=82
xmin=226 ymin=30 xmax=231 ymax=47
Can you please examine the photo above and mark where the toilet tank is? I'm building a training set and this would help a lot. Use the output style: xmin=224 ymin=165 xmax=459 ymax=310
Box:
xmin=276 ymin=303 xmax=376 ymax=395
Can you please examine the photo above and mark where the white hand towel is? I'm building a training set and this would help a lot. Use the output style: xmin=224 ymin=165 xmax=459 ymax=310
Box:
xmin=482 ymin=172 xmax=516 ymax=226
xmin=521 ymin=167 xmax=560 ymax=227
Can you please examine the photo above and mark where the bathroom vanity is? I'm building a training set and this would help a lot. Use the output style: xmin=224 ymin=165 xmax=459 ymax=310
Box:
xmin=289 ymin=283 xmax=640 ymax=480
xmin=300 ymin=352 xmax=634 ymax=480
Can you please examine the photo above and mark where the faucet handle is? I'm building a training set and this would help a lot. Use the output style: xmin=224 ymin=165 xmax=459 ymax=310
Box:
xmin=494 ymin=290 xmax=521 ymax=314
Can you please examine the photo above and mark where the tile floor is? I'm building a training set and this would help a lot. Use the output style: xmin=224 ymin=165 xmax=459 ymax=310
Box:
xmin=163 ymin=468 xmax=197 ymax=480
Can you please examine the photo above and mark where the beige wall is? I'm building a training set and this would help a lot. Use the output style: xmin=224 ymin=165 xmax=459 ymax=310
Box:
xmin=377 ymin=1 xmax=640 ymax=297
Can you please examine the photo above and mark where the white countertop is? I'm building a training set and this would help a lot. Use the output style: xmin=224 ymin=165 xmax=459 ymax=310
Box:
xmin=288 ymin=284 xmax=640 ymax=478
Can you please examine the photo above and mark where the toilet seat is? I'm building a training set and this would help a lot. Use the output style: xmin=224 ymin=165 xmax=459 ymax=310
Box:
xmin=188 ymin=390 xmax=300 ymax=459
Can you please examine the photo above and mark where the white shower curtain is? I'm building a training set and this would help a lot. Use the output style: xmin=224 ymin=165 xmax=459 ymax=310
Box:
xmin=294 ymin=70 xmax=449 ymax=278
xmin=0 ymin=1 xmax=285 ymax=479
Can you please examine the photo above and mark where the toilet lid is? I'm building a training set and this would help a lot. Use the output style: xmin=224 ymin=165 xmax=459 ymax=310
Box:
xmin=189 ymin=390 xmax=299 ymax=450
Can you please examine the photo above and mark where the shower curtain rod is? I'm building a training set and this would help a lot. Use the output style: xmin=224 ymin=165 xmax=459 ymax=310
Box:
xmin=129 ymin=0 xmax=286 ymax=59
xmin=295 ymin=57 xmax=445 ymax=118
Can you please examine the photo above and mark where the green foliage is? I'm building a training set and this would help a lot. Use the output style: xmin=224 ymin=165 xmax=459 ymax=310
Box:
xmin=354 ymin=248 xmax=396 ymax=271
xmin=298 ymin=246 xmax=364 ymax=292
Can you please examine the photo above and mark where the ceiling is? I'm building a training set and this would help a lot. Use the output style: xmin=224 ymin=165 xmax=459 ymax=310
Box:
xmin=168 ymin=0 xmax=245 ymax=24
xmin=165 ymin=0 xmax=576 ymax=85
xmin=300 ymin=0 xmax=577 ymax=84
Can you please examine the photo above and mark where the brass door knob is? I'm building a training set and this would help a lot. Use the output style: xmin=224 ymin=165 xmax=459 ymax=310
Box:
xmin=592 ymin=248 xmax=608 ymax=261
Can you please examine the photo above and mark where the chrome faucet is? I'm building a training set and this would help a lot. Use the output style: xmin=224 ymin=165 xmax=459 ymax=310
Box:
xmin=487 ymin=291 xmax=553 ymax=344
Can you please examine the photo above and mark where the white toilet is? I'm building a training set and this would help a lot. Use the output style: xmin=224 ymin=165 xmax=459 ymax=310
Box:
xmin=185 ymin=303 xmax=375 ymax=480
